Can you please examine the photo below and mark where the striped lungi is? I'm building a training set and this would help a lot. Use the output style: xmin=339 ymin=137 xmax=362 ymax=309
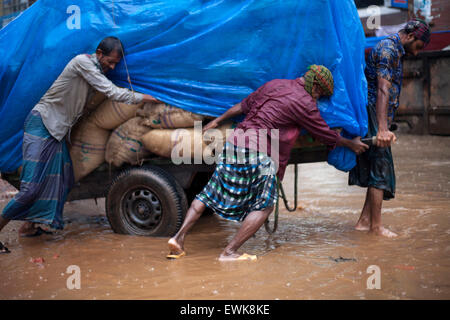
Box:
xmin=196 ymin=142 xmax=277 ymax=222
xmin=1 ymin=110 xmax=74 ymax=229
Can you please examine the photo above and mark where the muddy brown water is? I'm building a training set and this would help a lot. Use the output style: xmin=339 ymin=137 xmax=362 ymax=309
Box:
xmin=0 ymin=134 xmax=449 ymax=300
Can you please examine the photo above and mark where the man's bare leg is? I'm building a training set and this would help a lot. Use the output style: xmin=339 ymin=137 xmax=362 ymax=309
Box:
xmin=219 ymin=206 xmax=273 ymax=261
xmin=368 ymin=186 xmax=397 ymax=238
xmin=168 ymin=199 xmax=206 ymax=256
xmin=355 ymin=189 xmax=371 ymax=231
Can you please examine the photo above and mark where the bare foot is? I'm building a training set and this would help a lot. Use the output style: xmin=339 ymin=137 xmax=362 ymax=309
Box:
xmin=168 ymin=238 xmax=184 ymax=255
xmin=355 ymin=219 xmax=370 ymax=231
xmin=18 ymin=223 xmax=53 ymax=237
xmin=18 ymin=222 xmax=37 ymax=237
xmin=371 ymin=226 xmax=398 ymax=238
xmin=355 ymin=223 xmax=370 ymax=231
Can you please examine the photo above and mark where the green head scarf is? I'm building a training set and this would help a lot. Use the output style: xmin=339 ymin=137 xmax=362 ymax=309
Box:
xmin=304 ymin=65 xmax=334 ymax=97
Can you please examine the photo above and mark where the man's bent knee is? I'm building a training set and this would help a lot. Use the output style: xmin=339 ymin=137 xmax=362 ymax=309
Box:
xmin=190 ymin=199 xmax=206 ymax=214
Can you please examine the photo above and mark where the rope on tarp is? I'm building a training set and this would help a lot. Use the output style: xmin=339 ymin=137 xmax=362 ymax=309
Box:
xmin=111 ymin=0 xmax=135 ymax=96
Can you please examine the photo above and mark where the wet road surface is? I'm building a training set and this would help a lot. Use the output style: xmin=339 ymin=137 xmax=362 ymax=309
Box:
xmin=0 ymin=134 xmax=449 ymax=299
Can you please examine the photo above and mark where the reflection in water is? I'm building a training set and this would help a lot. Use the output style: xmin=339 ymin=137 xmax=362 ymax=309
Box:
xmin=0 ymin=134 xmax=449 ymax=299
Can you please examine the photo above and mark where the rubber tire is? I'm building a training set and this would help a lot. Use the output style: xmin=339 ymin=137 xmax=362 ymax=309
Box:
xmin=106 ymin=165 xmax=188 ymax=237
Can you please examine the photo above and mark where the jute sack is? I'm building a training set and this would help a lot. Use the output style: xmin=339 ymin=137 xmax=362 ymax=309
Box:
xmin=92 ymin=99 xmax=144 ymax=130
xmin=105 ymin=117 xmax=153 ymax=167
xmin=141 ymin=127 xmax=207 ymax=160
xmin=138 ymin=103 xmax=204 ymax=129
xmin=84 ymin=90 xmax=107 ymax=113
xmin=69 ymin=118 xmax=111 ymax=182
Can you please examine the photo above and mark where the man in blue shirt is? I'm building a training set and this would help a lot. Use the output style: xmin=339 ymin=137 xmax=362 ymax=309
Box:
xmin=349 ymin=19 xmax=431 ymax=237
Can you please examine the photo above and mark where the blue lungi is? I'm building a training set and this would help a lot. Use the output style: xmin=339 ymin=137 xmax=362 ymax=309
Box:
xmin=1 ymin=110 xmax=74 ymax=229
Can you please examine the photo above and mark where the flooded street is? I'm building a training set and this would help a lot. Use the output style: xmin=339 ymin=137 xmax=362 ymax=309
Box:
xmin=0 ymin=133 xmax=449 ymax=300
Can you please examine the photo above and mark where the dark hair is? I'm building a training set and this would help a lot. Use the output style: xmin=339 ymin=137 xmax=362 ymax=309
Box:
xmin=96 ymin=36 xmax=124 ymax=57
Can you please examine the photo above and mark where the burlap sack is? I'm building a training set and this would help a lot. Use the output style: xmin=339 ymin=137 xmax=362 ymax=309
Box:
xmin=105 ymin=117 xmax=152 ymax=167
xmin=84 ymin=90 xmax=107 ymax=113
xmin=138 ymin=103 xmax=204 ymax=129
xmin=69 ymin=118 xmax=111 ymax=182
xmin=92 ymin=99 xmax=144 ymax=130
xmin=141 ymin=127 xmax=206 ymax=160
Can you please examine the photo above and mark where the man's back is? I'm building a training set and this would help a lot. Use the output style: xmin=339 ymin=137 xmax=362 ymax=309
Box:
xmin=33 ymin=54 xmax=96 ymax=141
xmin=238 ymin=78 xmax=315 ymax=130
xmin=229 ymin=77 xmax=339 ymax=179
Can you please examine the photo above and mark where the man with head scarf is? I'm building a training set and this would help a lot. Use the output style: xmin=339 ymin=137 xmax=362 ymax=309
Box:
xmin=167 ymin=65 xmax=368 ymax=261
xmin=349 ymin=19 xmax=431 ymax=237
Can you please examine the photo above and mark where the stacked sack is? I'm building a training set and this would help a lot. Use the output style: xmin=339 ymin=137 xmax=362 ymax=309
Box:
xmin=137 ymin=102 xmax=205 ymax=129
xmin=139 ymin=121 xmax=233 ymax=161
xmin=69 ymin=93 xmax=144 ymax=182
xmin=105 ymin=117 xmax=152 ymax=168
xmin=138 ymin=103 xmax=233 ymax=161
xmin=69 ymin=92 xmax=234 ymax=182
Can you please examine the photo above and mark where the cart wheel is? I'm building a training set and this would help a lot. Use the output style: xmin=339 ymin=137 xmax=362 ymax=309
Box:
xmin=106 ymin=166 xmax=187 ymax=237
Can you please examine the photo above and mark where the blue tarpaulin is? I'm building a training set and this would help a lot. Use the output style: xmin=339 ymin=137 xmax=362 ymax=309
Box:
xmin=0 ymin=0 xmax=367 ymax=173
xmin=365 ymin=35 xmax=388 ymax=50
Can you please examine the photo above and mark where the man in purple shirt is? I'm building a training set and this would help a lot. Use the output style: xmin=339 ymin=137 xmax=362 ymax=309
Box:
xmin=167 ymin=65 xmax=368 ymax=261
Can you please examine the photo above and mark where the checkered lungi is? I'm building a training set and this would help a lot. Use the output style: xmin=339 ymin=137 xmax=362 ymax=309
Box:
xmin=196 ymin=142 xmax=277 ymax=222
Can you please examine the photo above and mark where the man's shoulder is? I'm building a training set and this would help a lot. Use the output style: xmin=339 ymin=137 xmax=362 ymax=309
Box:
xmin=291 ymin=81 xmax=316 ymax=111
xmin=369 ymin=40 xmax=398 ymax=67
xmin=261 ymin=78 xmax=297 ymax=93
xmin=72 ymin=53 xmax=91 ymax=61
xmin=375 ymin=36 xmax=400 ymax=55
xmin=265 ymin=78 xmax=291 ymax=87
xmin=69 ymin=54 xmax=94 ymax=67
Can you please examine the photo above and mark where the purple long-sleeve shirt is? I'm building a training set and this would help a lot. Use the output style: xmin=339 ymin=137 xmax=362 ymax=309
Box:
xmin=227 ymin=78 xmax=341 ymax=180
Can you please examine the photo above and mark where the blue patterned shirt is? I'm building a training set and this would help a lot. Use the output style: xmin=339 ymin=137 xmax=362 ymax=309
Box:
xmin=365 ymin=33 xmax=405 ymax=123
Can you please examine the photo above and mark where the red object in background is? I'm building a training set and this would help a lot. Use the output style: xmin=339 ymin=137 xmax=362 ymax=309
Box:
xmin=30 ymin=257 xmax=45 ymax=264
xmin=391 ymin=0 xmax=408 ymax=9
xmin=423 ymin=32 xmax=450 ymax=51
xmin=394 ymin=265 xmax=415 ymax=271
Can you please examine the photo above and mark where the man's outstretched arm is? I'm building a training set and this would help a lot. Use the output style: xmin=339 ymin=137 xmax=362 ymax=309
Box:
xmin=73 ymin=55 xmax=161 ymax=105
xmin=203 ymin=103 xmax=243 ymax=131
xmin=336 ymin=136 xmax=369 ymax=155
xmin=295 ymin=104 xmax=368 ymax=155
